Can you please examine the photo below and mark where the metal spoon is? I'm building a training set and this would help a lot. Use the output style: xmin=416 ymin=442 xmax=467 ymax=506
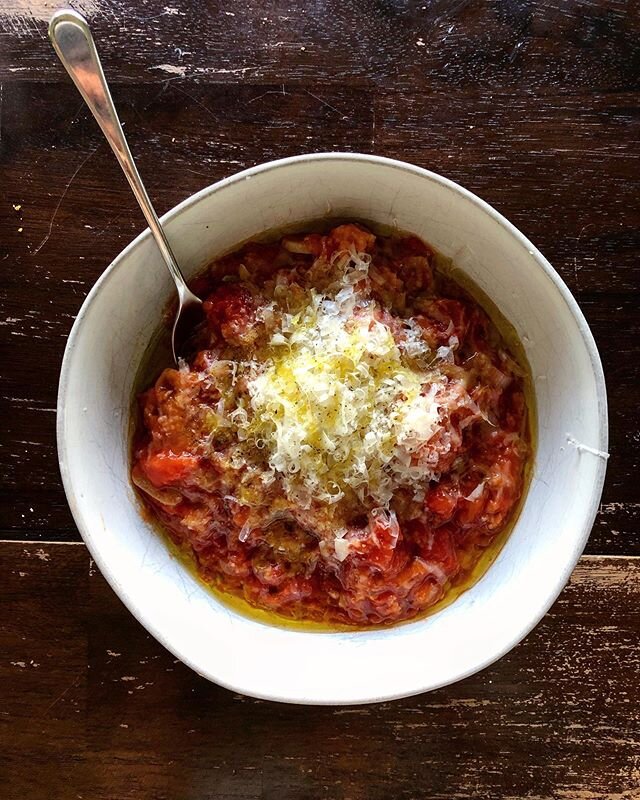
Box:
xmin=49 ymin=9 xmax=203 ymax=363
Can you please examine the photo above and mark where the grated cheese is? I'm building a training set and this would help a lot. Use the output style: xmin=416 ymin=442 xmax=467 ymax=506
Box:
xmin=234 ymin=253 xmax=466 ymax=509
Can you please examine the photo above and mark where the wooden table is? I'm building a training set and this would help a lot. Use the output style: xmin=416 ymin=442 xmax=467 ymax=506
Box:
xmin=2 ymin=1 xmax=639 ymax=797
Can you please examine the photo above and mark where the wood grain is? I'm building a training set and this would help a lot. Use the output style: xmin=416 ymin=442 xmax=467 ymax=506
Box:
xmin=1 ymin=542 xmax=639 ymax=800
xmin=1 ymin=0 xmax=639 ymax=93
xmin=2 ymin=1 xmax=639 ymax=796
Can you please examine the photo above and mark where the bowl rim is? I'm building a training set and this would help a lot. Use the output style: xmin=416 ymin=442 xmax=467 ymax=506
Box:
xmin=57 ymin=152 xmax=608 ymax=704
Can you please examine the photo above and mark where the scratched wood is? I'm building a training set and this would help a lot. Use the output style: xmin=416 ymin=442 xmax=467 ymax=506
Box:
xmin=1 ymin=0 xmax=639 ymax=92
xmin=1 ymin=543 xmax=638 ymax=799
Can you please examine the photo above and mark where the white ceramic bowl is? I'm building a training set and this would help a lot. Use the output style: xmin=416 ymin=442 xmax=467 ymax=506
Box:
xmin=58 ymin=154 xmax=607 ymax=705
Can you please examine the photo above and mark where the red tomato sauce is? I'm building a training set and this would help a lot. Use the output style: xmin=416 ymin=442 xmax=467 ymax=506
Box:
xmin=132 ymin=224 xmax=531 ymax=627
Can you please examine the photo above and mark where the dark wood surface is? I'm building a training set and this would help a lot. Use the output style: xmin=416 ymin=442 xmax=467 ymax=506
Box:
xmin=2 ymin=544 xmax=639 ymax=799
xmin=1 ymin=1 xmax=639 ymax=797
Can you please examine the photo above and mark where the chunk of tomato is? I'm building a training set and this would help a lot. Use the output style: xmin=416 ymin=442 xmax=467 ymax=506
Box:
xmin=426 ymin=480 xmax=459 ymax=522
xmin=325 ymin=223 xmax=376 ymax=256
xmin=348 ymin=511 xmax=400 ymax=570
xmin=420 ymin=525 xmax=459 ymax=577
xmin=203 ymin=284 xmax=258 ymax=345
xmin=393 ymin=235 xmax=433 ymax=259
xmin=142 ymin=452 xmax=199 ymax=487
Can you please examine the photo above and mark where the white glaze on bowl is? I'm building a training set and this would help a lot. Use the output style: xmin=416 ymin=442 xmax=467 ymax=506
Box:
xmin=57 ymin=154 xmax=607 ymax=705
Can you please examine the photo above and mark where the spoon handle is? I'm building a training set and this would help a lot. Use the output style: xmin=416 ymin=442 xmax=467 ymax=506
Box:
xmin=48 ymin=9 xmax=191 ymax=298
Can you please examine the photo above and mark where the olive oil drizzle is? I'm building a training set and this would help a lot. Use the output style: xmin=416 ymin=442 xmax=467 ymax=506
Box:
xmin=130 ymin=220 xmax=536 ymax=633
